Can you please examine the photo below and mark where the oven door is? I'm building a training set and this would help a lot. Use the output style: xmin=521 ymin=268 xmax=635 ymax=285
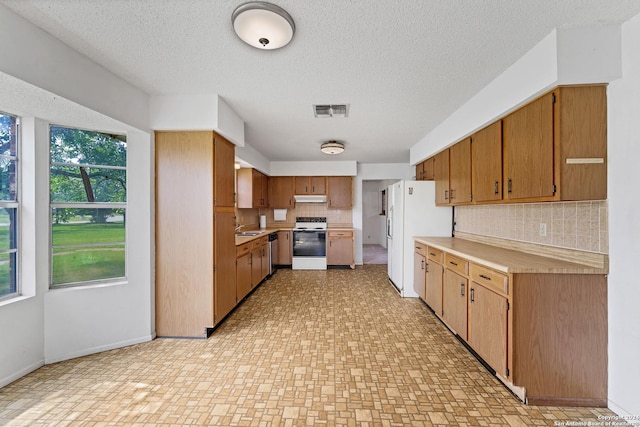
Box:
xmin=292 ymin=230 xmax=326 ymax=257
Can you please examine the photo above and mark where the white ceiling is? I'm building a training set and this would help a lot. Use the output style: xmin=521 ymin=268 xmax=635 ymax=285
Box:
xmin=3 ymin=0 xmax=640 ymax=164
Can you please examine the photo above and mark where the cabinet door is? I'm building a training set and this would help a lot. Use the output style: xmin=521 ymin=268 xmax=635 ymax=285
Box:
xmin=503 ymin=92 xmax=554 ymax=201
xmin=236 ymin=252 xmax=252 ymax=301
xmin=472 ymin=121 xmax=503 ymax=202
xmin=327 ymin=176 xmax=353 ymax=208
xmin=295 ymin=177 xmax=310 ymax=194
xmin=327 ymin=232 xmax=354 ymax=267
xmin=425 ymin=261 xmax=443 ymax=317
xmin=415 ymin=162 xmax=425 ymax=180
xmin=251 ymin=247 xmax=262 ymax=287
xmin=468 ymin=283 xmax=508 ymax=377
xmin=269 ymin=176 xmax=294 ymax=208
xmin=443 ymin=270 xmax=468 ymax=340
xmin=277 ymin=231 xmax=292 ymax=265
xmin=214 ymin=211 xmax=237 ymax=323
xmin=261 ymin=243 xmax=269 ymax=279
xmin=434 ymin=149 xmax=450 ymax=205
xmin=310 ymin=176 xmax=326 ymax=194
xmin=214 ymin=134 xmax=235 ymax=207
xmin=414 ymin=252 xmax=426 ymax=300
xmin=155 ymin=131 xmax=214 ymax=337
xmin=449 ymin=138 xmax=472 ymax=204
xmin=422 ymin=157 xmax=435 ymax=180
xmin=261 ymin=174 xmax=269 ymax=207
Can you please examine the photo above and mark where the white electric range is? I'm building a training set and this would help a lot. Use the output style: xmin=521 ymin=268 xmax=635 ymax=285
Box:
xmin=291 ymin=217 xmax=327 ymax=270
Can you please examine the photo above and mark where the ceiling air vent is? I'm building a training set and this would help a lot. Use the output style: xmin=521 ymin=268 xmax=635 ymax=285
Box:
xmin=313 ymin=104 xmax=349 ymax=118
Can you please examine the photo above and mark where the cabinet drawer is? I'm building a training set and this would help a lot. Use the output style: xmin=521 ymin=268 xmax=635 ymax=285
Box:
xmin=328 ymin=230 xmax=353 ymax=238
xmin=445 ymin=253 xmax=468 ymax=276
xmin=470 ymin=263 xmax=508 ymax=296
xmin=414 ymin=242 xmax=427 ymax=256
xmin=427 ymin=247 xmax=443 ymax=264
xmin=236 ymin=243 xmax=250 ymax=258
xmin=251 ymin=236 xmax=267 ymax=249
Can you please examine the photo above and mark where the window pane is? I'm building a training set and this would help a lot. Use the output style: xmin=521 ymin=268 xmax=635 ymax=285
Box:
xmin=0 ymin=114 xmax=18 ymax=202
xmin=50 ymin=165 xmax=126 ymax=203
xmin=52 ymin=244 xmax=125 ymax=286
xmin=0 ymin=252 xmax=17 ymax=298
xmin=50 ymin=126 xmax=126 ymax=167
xmin=0 ymin=208 xmax=17 ymax=251
xmin=51 ymin=209 xmax=125 ymax=246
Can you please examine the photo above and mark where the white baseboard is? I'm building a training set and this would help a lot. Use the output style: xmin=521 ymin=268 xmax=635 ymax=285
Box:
xmin=44 ymin=334 xmax=154 ymax=365
xmin=0 ymin=359 xmax=45 ymax=389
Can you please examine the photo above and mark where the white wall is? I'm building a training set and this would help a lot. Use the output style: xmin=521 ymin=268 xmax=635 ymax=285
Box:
xmin=44 ymin=130 xmax=154 ymax=363
xmin=605 ymin=12 xmax=640 ymax=417
xmin=354 ymin=164 xmax=413 ymax=264
xmin=0 ymin=4 xmax=154 ymax=384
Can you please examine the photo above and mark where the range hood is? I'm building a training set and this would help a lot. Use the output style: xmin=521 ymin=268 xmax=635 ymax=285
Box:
xmin=294 ymin=194 xmax=327 ymax=203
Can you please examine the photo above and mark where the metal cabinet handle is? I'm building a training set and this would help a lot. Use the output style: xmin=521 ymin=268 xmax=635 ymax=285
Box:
xmin=470 ymin=287 xmax=475 ymax=303
xmin=494 ymin=181 xmax=499 ymax=195
xmin=479 ymin=274 xmax=491 ymax=281
xmin=449 ymin=261 xmax=458 ymax=266
xmin=450 ymin=189 xmax=455 ymax=200
xmin=460 ymin=283 xmax=465 ymax=297
xmin=429 ymin=252 xmax=436 ymax=257
xmin=425 ymin=262 xmax=429 ymax=273
xmin=507 ymin=178 xmax=512 ymax=194
xmin=421 ymin=259 xmax=424 ymax=270
xmin=444 ymin=190 xmax=448 ymax=200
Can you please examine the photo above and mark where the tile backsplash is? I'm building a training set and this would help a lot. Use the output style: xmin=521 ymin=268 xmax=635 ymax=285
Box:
xmin=455 ymin=201 xmax=608 ymax=254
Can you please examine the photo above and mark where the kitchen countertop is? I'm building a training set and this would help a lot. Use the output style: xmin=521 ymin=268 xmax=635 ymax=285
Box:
xmin=414 ymin=237 xmax=607 ymax=275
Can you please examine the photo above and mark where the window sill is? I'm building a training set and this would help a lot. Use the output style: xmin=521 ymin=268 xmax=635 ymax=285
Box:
xmin=50 ymin=279 xmax=128 ymax=292
xmin=0 ymin=294 xmax=35 ymax=308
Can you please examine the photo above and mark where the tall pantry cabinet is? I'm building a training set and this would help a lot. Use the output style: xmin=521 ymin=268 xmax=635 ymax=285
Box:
xmin=155 ymin=131 xmax=236 ymax=338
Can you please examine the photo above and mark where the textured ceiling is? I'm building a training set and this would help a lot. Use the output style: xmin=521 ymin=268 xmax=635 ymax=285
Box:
xmin=3 ymin=0 xmax=640 ymax=164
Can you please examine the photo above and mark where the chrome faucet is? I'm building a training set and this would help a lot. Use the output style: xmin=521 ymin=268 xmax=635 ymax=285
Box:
xmin=235 ymin=224 xmax=244 ymax=232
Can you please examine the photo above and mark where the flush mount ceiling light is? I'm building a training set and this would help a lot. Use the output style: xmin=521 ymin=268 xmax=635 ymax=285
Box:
xmin=320 ymin=141 xmax=345 ymax=155
xmin=232 ymin=2 xmax=295 ymax=50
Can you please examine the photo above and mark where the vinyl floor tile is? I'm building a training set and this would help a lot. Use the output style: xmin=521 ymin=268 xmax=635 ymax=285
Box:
xmin=0 ymin=265 xmax=622 ymax=426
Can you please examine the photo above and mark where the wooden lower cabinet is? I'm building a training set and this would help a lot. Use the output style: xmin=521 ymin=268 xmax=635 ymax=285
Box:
xmin=251 ymin=238 xmax=267 ymax=287
xmin=236 ymin=243 xmax=251 ymax=301
xmin=414 ymin=238 xmax=607 ymax=406
xmin=214 ymin=210 xmax=237 ymax=323
xmin=413 ymin=243 xmax=427 ymax=300
xmin=468 ymin=282 xmax=508 ymax=377
xmin=425 ymin=259 xmax=443 ymax=316
xmin=442 ymin=269 xmax=468 ymax=340
xmin=327 ymin=230 xmax=354 ymax=268
xmin=277 ymin=230 xmax=292 ymax=265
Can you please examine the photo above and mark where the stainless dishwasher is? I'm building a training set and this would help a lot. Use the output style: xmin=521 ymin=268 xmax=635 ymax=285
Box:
xmin=268 ymin=232 xmax=278 ymax=276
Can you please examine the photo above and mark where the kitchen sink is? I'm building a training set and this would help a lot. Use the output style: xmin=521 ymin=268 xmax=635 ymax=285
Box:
xmin=236 ymin=231 xmax=262 ymax=236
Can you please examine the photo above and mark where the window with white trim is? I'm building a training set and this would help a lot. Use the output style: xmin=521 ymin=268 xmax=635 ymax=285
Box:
xmin=49 ymin=125 xmax=126 ymax=287
xmin=0 ymin=113 xmax=18 ymax=300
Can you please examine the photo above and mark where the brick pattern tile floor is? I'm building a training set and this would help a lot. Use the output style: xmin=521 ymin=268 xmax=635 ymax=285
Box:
xmin=0 ymin=265 xmax=619 ymax=426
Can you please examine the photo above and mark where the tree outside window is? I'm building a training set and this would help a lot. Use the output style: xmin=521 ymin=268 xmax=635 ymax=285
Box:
xmin=0 ymin=113 xmax=18 ymax=300
xmin=49 ymin=126 xmax=127 ymax=287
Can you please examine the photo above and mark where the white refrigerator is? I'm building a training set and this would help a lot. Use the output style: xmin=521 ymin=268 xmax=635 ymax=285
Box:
xmin=387 ymin=180 xmax=452 ymax=297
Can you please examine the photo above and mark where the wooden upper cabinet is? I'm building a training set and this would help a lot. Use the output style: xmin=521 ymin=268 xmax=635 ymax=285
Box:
xmin=503 ymin=92 xmax=555 ymax=201
xmin=471 ymin=121 xmax=503 ymax=202
xmin=415 ymin=158 xmax=434 ymax=181
xmin=434 ymin=149 xmax=450 ymax=205
xmin=213 ymin=134 xmax=235 ymax=208
xmin=237 ymin=168 xmax=269 ymax=208
xmin=327 ymin=176 xmax=353 ymax=208
xmin=555 ymin=85 xmax=607 ymax=201
xmin=269 ymin=176 xmax=294 ymax=208
xmin=449 ymin=138 xmax=472 ymax=204
xmin=295 ymin=176 xmax=326 ymax=194
xmin=422 ymin=157 xmax=435 ymax=180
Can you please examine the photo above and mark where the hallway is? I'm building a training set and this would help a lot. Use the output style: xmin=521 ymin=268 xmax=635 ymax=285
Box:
xmin=0 ymin=266 xmax=615 ymax=426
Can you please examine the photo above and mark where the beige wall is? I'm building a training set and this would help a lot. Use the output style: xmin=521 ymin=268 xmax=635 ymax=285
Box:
xmin=455 ymin=200 xmax=608 ymax=254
